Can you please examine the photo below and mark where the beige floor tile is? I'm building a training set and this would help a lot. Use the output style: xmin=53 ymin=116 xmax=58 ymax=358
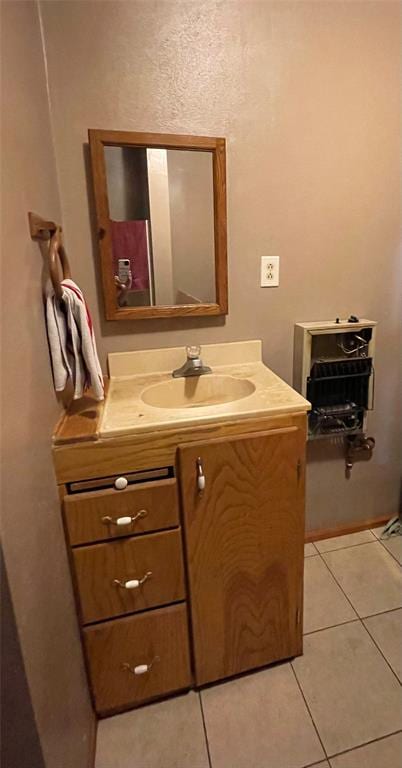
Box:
xmin=371 ymin=528 xmax=402 ymax=565
xmin=201 ymin=663 xmax=325 ymax=768
xmin=292 ymin=622 xmax=402 ymax=756
xmin=329 ymin=732 xmax=402 ymax=768
xmin=304 ymin=556 xmax=357 ymax=634
xmin=315 ymin=530 xmax=375 ymax=554
xmin=322 ymin=542 xmax=402 ymax=617
xmin=305 ymin=542 xmax=319 ymax=557
xmin=364 ymin=609 xmax=402 ymax=681
xmin=95 ymin=692 xmax=209 ymax=768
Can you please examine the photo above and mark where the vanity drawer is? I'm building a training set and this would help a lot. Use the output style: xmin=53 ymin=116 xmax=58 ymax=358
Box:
xmin=73 ymin=529 xmax=185 ymax=624
xmin=63 ymin=478 xmax=178 ymax=545
xmin=84 ymin=603 xmax=191 ymax=715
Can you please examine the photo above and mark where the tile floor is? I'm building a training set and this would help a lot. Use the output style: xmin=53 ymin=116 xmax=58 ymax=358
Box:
xmin=95 ymin=527 xmax=402 ymax=768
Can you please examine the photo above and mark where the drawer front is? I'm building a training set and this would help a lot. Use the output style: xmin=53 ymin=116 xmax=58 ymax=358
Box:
xmin=64 ymin=478 xmax=178 ymax=545
xmin=84 ymin=604 xmax=191 ymax=714
xmin=74 ymin=530 xmax=185 ymax=624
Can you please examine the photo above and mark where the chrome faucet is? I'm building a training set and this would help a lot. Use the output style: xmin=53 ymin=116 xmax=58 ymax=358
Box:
xmin=172 ymin=346 xmax=212 ymax=378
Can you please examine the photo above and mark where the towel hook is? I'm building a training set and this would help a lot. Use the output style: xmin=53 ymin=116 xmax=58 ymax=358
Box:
xmin=28 ymin=212 xmax=72 ymax=300
xmin=49 ymin=227 xmax=71 ymax=300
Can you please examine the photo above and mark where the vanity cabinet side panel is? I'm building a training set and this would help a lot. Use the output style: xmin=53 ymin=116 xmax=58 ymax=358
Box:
xmin=178 ymin=425 xmax=306 ymax=686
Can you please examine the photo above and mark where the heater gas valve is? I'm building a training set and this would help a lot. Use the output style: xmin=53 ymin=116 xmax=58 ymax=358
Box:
xmin=345 ymin=434 xmax=375 ymax=477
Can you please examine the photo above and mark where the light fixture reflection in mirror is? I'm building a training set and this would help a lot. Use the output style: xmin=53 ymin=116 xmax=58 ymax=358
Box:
xmin=104 ymin=146 xmax=216 ymax=309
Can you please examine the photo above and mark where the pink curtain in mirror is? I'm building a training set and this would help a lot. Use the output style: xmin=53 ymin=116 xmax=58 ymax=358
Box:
xmin=110 ymin=220 xmax=150 ymax=291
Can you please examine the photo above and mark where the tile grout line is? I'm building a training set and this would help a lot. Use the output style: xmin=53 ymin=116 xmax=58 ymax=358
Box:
xmin=361 ymin=619 xmax=402 ymax=687
xmin=315 ymin=530 xmax=402 ymax=566
xmin=198 ymin=691 xmax=213 ymax=768
xmin=360 ymin=604 xmax=402 ymax=620
xmin=305 ymin=532 xmax=381 ymax=555
xmin=317 ymin=547 xmax=402 ymax=677
xmin=305 ymin=533 xmax=387 ymax=559
xmin=317 ymin=545 xmax=402 ymax=646
xmin=312 ymin=537 xmax=377 ymax=556
xmin=303 ymin=603 xmax=402 ymax=639
xmin=303 ymin=539 xmax=401 ymax=639
xmin=375 ymin=535 xmax=402 ymax=566
xmin=314 ymin=547 xmax=402 ymax=624
xmin=294 ymin=645 xmax=402 ymax=766
xmin=289 ymin=663 xmax=329 ymax=762
xmin=325 ymin=728 xmax=402 ymax=762
xmin=315 ymin=551 xmax=360 ymax=618
xmin=303 ymin=617 xmax=360 ymax=638
xmin=297 ymin=540 xmax=402 ymax=761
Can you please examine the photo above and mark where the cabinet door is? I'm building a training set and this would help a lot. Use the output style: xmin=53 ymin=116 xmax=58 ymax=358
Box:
xmin=178 ymin=427 xmax=305 ymax=685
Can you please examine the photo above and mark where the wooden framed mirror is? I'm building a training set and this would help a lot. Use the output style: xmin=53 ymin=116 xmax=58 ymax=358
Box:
xmin=88 ymin=130 xmax=228 ymax=320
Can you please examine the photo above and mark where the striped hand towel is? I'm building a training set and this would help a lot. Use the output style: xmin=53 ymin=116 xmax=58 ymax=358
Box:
xmin=46 ymin=279 xmax=104 ymax=401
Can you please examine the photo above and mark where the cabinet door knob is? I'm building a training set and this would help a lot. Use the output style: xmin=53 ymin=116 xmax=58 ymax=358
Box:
xmin=196 ymin=457 xmax=205 ymax=492
xmin=114 ymin=476 xmax=128 ymax=490
xmin=101 ymin=509 xmax=148 ymax=527
xmin=113 ymin=572 xmax=152 ymax=589
xmin=122 ymin=656 xmax=160 ymax=676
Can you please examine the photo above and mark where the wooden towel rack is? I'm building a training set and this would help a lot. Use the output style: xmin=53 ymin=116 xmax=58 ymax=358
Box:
xmin=29 ymin=211 xmax=71 ymax=300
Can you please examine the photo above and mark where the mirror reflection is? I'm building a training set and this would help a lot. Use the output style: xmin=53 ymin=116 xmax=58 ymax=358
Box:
xmin=104 ymin=147 xmax=215 ymax=308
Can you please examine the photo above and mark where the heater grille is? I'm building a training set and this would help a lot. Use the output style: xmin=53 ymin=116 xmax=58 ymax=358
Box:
xmin=307 ymin=357 xmax=372 ymax=410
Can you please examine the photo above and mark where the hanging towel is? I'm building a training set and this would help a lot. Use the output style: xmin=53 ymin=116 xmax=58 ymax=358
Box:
xmin=46 ymin=279 xmax=104 ymax=401
xmin=46 ymin=288 xmax=71 ymax=393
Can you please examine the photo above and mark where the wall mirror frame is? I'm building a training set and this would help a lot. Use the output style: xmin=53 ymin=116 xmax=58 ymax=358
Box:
xmin=88 ymin=129 xmax=228 ymax=321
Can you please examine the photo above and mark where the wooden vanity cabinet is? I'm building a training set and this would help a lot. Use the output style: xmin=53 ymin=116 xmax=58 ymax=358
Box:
xmin=54 ymin=410 xmax=306 ymax=716
xmin=179 ymin=427 xmax=305 ymax=685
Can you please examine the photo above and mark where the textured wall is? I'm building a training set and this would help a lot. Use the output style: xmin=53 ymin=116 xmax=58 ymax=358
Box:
xmin=1 ymin=3 xmax=94 ymax=766
xmin=40 ymin=0 xmax=401 ymax=530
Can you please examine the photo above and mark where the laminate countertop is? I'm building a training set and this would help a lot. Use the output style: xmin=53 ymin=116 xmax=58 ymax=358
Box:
xmin=53 ymin=341 xmax=310 ymax=444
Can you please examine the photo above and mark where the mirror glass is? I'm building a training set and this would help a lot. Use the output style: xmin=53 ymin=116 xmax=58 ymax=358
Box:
xmin=104 ymin=146 xmax=215 ymax=308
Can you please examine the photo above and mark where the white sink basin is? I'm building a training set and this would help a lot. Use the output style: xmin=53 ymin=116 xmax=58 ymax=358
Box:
xmin=141 ymin=374 xmax=256 ymax=409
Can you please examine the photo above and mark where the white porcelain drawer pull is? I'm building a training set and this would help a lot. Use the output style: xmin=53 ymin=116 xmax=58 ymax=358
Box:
xmin=113 ymin=572 xmax=152 ymax=589
xmin=114 ymin=477 xmax=128 ymax=490
xmin=122 ymin=656 xmax=160 ymax=676
xmin=196 ymin=457 xmax=205 ymax=492
xmin=101 ymin=509 xmax=148 ymax=526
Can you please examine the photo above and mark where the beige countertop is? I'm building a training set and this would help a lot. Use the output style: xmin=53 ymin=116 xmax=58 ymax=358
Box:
xmin=100 ymin=341 xmax=310 ymax=438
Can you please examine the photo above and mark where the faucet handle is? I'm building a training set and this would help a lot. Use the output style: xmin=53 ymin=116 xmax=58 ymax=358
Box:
xmin=186 ymin=345 xmax=201 ymax=360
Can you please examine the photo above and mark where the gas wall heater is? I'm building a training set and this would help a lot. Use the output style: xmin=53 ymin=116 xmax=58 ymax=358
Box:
xmin=293 ymin=318 xmax=377 ymax=440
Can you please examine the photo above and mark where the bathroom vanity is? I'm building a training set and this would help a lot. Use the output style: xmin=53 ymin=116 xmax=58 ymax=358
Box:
xmin=52 ymin=341 xmax=310 ymax=716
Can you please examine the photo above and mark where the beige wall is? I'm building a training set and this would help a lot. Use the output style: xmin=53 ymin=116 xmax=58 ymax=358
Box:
xmin=1 ymin=3 xmax=94 ymax=767
xmin=40 ymin=0 xmax=401 ymax=531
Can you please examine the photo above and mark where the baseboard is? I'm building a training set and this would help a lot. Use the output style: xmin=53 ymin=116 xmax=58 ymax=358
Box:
xmin=305 ymin=514 xmax=390 ymax=544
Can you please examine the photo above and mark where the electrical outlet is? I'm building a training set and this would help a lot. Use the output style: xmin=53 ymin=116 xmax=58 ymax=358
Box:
xmin=260 ymin=256 xmax=279 ymax=287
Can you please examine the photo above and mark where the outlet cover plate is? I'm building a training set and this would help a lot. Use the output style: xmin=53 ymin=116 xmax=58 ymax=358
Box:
xmin=261 ymin=256 xmax=279 ymax=287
